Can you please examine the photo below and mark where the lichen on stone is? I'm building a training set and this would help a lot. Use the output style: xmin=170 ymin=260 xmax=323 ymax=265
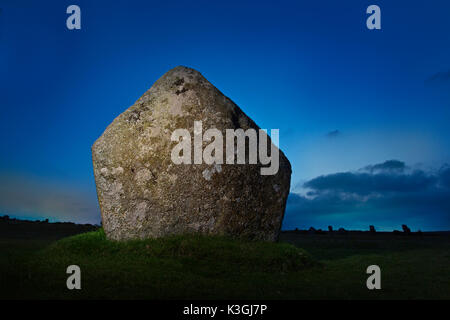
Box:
xmin=92 ymin=66 xmax=291 ymax=241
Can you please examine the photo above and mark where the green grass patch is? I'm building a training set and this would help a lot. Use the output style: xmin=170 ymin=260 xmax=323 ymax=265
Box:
xmin=2 ymin=230 xmax=449 ymax=299
xmin=16 ymin=229 xmax=316 ymax=299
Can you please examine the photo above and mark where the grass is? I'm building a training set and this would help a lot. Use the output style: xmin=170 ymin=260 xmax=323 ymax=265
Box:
xmin=1 ymin=229 xmax=449 ymax=299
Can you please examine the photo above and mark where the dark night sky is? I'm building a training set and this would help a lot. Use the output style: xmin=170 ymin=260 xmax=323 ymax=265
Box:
xmin=1 ymin=0 xmax=449 ymax=230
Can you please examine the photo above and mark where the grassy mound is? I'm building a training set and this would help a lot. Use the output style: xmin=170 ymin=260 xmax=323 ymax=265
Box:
xmin=24 ymin=229 xmax=316 ymax=299
xmin=3 ymin=230 xmax=450 ymax=299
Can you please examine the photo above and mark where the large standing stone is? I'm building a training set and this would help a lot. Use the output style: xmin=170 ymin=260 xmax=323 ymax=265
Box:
xmin=92 ymin=66 xmax=291 ymax=241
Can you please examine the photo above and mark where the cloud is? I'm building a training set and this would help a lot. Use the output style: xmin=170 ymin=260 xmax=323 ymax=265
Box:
xmin=426 ymin=70 xmax=450 ymax=86
xmin=0 ymin=172 xmax=100 ymax=224
xmin=438 ymin=165 xmax=450 ymax=189
xmin=326 ymin=130 xmax=340 ymax=138
xmin=304 ymin=169 xmax=435 ymax=196
xmin=284 ymin=160 xmax=450 ymax=231
xmin=362 ymin=159 xmax=406 ymax=173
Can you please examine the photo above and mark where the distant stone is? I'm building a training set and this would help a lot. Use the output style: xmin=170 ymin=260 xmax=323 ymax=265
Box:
xmin=337 ymin=227 xmax=347 ymax=234
xmin=402 ymin=224 xmax=411 ymax=234
xmin=328 ymin=225 xmax=333 ymax=232
xmin=369 ymin=225 xmax=376 ymax=233
xmin=92 ymin=66 xmax=291 ymax=241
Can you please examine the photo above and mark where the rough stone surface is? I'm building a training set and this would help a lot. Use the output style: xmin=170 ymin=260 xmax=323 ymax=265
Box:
xmin=92 ymin=66 xmax=291 ymax=241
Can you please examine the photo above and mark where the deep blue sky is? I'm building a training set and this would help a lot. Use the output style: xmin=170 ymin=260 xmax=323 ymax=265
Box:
xmin=1 ymin=0 xmax=449 ymax=230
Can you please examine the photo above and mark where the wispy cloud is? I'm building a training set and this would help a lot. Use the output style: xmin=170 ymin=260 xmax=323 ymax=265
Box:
xmin=326 ymin=130 xmax=341 ymax=138
xmin=425 ymin=70 xmax=450 ymax=86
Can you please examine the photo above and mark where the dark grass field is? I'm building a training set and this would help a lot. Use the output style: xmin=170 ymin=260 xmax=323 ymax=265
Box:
xmin=1 ymin=219 xmax=449 ymax=300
